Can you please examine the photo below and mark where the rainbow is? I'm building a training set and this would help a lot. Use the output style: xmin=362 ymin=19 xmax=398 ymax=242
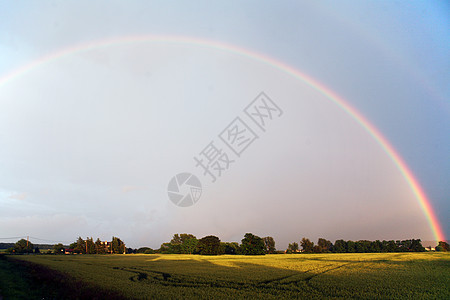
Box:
xmin=0 ymin=35 xmax=445 ymax=242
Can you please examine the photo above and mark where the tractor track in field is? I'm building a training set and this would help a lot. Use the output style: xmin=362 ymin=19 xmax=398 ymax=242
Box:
xmin=300 ymin=260 xmax=371 ymax=297
xmin=111 ymin=265 xmax=298 ymax=294
xmin=259 ymin=273 xmax=298 ymax=284
xmin=92 ymin=256 xmax=385 ymax=297
xmin=112 ymin=262 xmax=362 ymax=297
xmin=304 ymin=262 xmax=353 ymax=282
xmin=259 ymin=263 xmax=336 ymax=285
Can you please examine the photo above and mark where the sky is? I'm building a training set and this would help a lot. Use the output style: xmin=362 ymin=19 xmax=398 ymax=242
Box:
xmin=0 ymin=1 xmax=448 ymax=249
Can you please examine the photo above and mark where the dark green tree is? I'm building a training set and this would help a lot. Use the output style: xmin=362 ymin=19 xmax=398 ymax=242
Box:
xmin=196 ymin=235 xmax=221 ymax=255
xmin=371 ymin=240 xmax=383 ymax=253
xmin=168 ymin=234 xmax=198 ymax=254
xmin=398 ymin=240 xmax=411 ymax=252
xmin=74 ymin=237 xmax=86 ymax=254
xmin=14 ymin=239 xmax=34 ymax=253
xmin=170 ymin=234 xmax=182 ymax=245
xmin=169 ymin=234 xmax=182 ymax=253
xmin=53 ymin=243 xmax=65 ymax=254
xmin=436 ymin=241 xmax=449 ymax=252
xmin=223 ymin=242 xmax=239 ymax=255
xmin=179 ymin=234 xmax=196 ymax=244
xmin=110 ymin=237 xmax=126 ymax=254
xmin=410 ymin=239 xmax=425 ymax=252
xmin=262 ymin=237 xmax=276 ymax=254
xmin=86 ymin=237 xmax=96 ymax=254
xmin=333 ymin=240 xmax=347 ymax=253
xmin=158 ymin=243 xmax=171 ymax=254
xmin=317 ymin=238 xmax=332 ymax=253
xmin=356 ymin=240 xmax=371 ymax=253
xmin=313 ymin=245 xmax=322 ymax=253
xmin=300 ymin=238 xmax=314 ymax=253
xmin=382 ymin=240 xmax=397 ymax=252
xmin=69 ymin=242 xmax=77 ymax=250
xmin=240 ymin=233 xmax=266 ymax=255
xmin=347 ymin=240 xmax=356 ymax=253
xmin=287 ymin=242 xmax=299 ymax=253
xmin=137 ymin=247 xmax=155 ymax=254
xmin=95 ymin=238 xmax=106 ymax=254
xmin=395 ymin=240 xmax=404 ymax=252
xmin=181 ymin=237 xmax=198 ymax=254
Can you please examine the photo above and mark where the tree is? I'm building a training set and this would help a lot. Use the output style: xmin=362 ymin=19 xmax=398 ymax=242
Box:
xmin=196 ymin=236 xmax=221 ymax=255
xmin=355 ymin=240 xmax=371 ymax=253
xmin=110 ymin=237 xmax=126 ymax=254
xmin=170 ymin=234 xmax=182 ymax=245
xmin=53 ymin=243 xmax=65 ymax=254
xmin=137 ymin=247 xmax=154 ymax=254
xmin=436 ymin=241 xmax=449 ymax=252
xmin=179 ymin=234 xmax=196 ymax=244
xmin=400 ymin=240 xmax=409 ymax=251
xmin=69 ymin=242 xmax=77 ymax=250
xmin=95 ymin=238 xmax=106 ymax=254
xmin=223 ymin=242 xmax=239 ymax=255
xmin=333 ymin=240 xmax=347 ymax=253
xmin=86 ymin=237 xmax=96 ymax=254
xmin=167 ymin=233 xmax=198 ymax=254
xmin=126 ymin=248 xmax=136 ymax=254
xmin=371 ymin=240 xmax=383 ymax=253
xmin=158 ymin=242 xmax=173 ymax=254
xmin=312 ymin=245 xmax=322 ymax=253
xmin=263 ymin=237 xmax=276 ymax=254
xmin=317 ymin=238 xmax=332 ymax=253
xmin=169 ymin=234 xmax=182 ymax=253
xmin=300 ymin=238 xmax=314 ymax=253
xmin=181 ymin=237 xmax=198 ymax=254
xmin=74 ymin=237 xmax=86 ymax=254
xmin=382 ymin=240 xmax=397 ymax=252
xmin=14 ymin=239 xmax=34 ymax=253
xmin=395 ymin=240 xmax=404 ymax=252
xmin=287 ymin=242 xmax=299 ymax=253
xmin=347 ymin=240 xmax=356 ymax=253
xmin=410 ymin=239 xmax=425 ymax=252
xmin=240 ymin=233 xmax=266 ymax=255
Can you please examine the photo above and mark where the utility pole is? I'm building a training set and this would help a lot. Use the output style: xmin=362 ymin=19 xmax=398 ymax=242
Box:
xmin=86 ymin=237 xmax=88 ymax=254
xmin=27 ymin=236 xmax=29 ymax=247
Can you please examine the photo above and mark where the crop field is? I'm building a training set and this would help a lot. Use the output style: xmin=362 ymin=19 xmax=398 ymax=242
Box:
xmin=5 ymin=253 xmax=450 ymax=299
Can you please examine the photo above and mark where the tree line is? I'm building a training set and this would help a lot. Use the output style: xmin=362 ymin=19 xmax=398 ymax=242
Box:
xmin=154 ymin=233 xmax=274 ymax=255
xmin=5 ymin=235 xmax=449 ymax=255
xmin=61 ymin=236 xmax=126 ymax=254
xmin=135 ymin=234 xmax=449 ymax=255
xmin=5 ymin=236 xmax=126 ymax=254
xmin=286 ymin=238 xmax=443 ymax=253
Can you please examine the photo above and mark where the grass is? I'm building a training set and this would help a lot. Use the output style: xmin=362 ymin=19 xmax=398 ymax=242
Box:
xmin=0 ymin=254 xmax=126 ymax=299
xmin=3 ymin=252 xmax=450 ymax=299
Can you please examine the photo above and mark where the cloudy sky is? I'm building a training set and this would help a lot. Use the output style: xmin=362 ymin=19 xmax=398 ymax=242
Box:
xmin=0 ymin=1 xmax=448 ymax=249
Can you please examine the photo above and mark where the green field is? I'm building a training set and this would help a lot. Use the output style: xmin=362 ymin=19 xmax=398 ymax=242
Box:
xmin=4 ymin=253 xmax=450 ymax=299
